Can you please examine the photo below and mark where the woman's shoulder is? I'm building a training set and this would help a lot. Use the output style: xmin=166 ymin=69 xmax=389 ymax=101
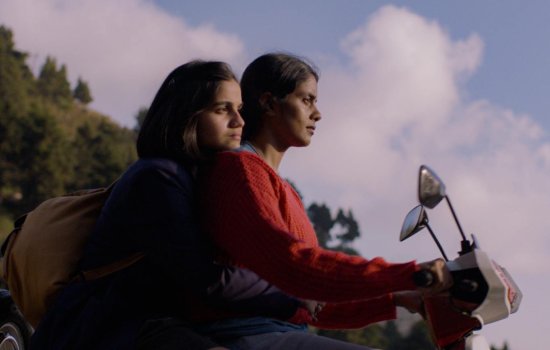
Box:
xmin=128 ymin=157 xmax=190 ymax=177
xmin=216 ymin=151 xmax=272 ymax=172
xmin=118 ymin=157 xmax=194 ymax=190
xmin=209 ymin=151 xmax=282 ymax=189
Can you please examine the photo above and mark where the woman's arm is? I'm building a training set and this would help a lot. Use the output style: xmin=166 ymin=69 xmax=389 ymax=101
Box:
xmin=207 ymin=266 xmax=301 ymax=319
xmin=199 ymin=152 xmax=418 ymax=304
xmin=291 ymin=295 xmax=397 ymax=329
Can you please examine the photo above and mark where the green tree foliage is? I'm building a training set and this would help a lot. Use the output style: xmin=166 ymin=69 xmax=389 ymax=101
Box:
xmin=333 ymin=208 xmax=360 ymax=254
xmin=134 ymin=106 xmax=148 ymax=133
xmin=0 ymin=25 xmax=136 ymax=236
xmin=73 ymin=77 xmax=93 ymax=104
xmin=311 ymin=320 xmax=436 ymax=349
xmin=13 ymin=107 xmax=73 ymax=212
xmin=0 ymin=26 xmax=33 ymax=118
xmin=307 ymin=203 xmax=333 ymax=247
xmin=0 ymin=25 xmax=34 ymax=208
xmin=70 ymin=118 xmax=136 ymax=190
xmin=307 ymin=202 xmax=361 ymax=255
xmin=37 ymin=56 xmax=73 ymax=109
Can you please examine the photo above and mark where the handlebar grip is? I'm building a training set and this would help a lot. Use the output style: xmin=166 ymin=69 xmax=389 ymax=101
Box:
xmin=413 ymin=270 xmax=435 ymax=287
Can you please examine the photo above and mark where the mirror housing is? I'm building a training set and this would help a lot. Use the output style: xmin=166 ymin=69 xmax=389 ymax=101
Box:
xmin=418 ymin=165 xmax=446 ymax=209
xmin=400 ymin=205 xmax=428 ymax=241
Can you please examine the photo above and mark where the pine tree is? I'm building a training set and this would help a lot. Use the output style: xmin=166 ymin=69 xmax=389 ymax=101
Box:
xmin=73 ymin=77 xmax=93 ymax=104
xmin=307 ymin=203 xmax=333 ymax=248
xmin=306 ymin=202 xmax=362 ymax=255
xmin=12 ymin=107 xmax=73 ymax=213
xmin=334 ymin=209 xmax=360 ymax=243
xmin=0 ymin=26 xmax=34 ymax=207
xmin=37 ymin=56 xmax=72 ymax=108
xmin=69 ymin=119 xmax=135 ymax=190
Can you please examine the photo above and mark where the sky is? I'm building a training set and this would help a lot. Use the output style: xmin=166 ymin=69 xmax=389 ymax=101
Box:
xmin=1 ymin=0 xmax=548 ymax=348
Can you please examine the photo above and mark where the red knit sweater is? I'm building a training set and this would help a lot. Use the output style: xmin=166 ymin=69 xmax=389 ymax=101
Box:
xmin=199 ymin=151 xmax=419 ymax=329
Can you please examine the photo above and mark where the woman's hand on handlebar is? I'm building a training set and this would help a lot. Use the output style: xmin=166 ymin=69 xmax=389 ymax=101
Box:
xmin=417 ymin=258 xmax=453 ymax=294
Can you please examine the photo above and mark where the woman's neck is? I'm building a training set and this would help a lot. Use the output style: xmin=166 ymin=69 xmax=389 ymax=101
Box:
xmin=246 ymin=136 xmax=287 ymax=171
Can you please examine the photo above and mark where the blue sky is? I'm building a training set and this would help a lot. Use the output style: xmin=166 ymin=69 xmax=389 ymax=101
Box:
xmin=159 ymin=0 xmax=550 ymax=132
xmin=1 ymin=1 xmax=548 ymax=348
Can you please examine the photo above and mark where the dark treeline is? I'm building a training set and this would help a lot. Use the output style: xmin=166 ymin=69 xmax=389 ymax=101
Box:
xmin=0 ymin=25 xmax=511 ymax=349
xmin=0 ymin=25 xmax=137 ymax=234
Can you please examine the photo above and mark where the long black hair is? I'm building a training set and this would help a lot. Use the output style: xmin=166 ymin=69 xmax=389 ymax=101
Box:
xmin=137 ymin=60 xmax=237 ymax=164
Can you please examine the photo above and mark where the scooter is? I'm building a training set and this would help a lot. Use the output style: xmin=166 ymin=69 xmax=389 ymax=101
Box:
xmin=0 ymin=288 xmax=31 ymax=350
xmin=0 ymin=165 xmax=522 ymax=350
xmin=400 ymin=165 xmax=522 ymax=350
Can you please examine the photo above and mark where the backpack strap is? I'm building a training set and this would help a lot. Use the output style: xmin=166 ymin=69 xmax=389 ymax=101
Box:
xmin=74 ymin=252 xmax=145 ymax=282
xmin=0 ymin=214 xmax=27 ymax=257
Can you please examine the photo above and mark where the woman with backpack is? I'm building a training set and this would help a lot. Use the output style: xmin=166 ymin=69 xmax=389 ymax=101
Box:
xmin=30 ymin=61 xmax=305 ymax=350
xmin=196 ymin=52 xmax=453 ymax=349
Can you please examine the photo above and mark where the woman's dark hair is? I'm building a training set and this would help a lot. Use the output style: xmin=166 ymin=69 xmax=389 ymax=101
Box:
xmin=137 ymin=60 xmax=237 ymax=163
xmin=240 ymin=52 xmax=319 ymax=140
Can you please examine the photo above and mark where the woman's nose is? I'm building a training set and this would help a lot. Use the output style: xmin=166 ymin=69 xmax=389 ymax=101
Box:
xmin=229 ymin=110 xmax=245 ymax=128
xmin=312 ymin=106 xmax=321 ymax=122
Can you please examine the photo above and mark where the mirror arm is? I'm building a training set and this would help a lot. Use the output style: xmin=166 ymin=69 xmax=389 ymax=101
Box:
xmin=444 ymin=195 xmax=467 ymax=242
xmin=426 ymin=223 xmax=449 ymax=261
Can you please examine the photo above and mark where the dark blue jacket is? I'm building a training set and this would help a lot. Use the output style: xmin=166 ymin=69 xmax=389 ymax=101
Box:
xmin=31 ymin=158 xmax=299 ymax=349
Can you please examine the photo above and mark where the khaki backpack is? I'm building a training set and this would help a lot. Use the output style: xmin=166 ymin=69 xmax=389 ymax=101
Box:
xmin=0 ymin=184 xmax=143 ymax=328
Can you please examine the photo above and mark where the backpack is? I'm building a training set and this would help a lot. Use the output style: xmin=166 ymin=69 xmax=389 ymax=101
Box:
xmin=0 ymin=183 xmax=143 ymax=328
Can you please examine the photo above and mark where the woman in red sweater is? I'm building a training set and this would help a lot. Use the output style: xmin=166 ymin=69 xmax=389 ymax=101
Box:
xmin=197 ymin=53 xmax=452 ymax=349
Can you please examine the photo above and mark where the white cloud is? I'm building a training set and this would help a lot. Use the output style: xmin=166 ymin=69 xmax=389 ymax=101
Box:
xmin=282 ymin=5 xmax=550 ymax=277
xmin=0 ymin=0 xmax=246 ymax=126
xmin=280 ymin=7 xmax=548 ymax=346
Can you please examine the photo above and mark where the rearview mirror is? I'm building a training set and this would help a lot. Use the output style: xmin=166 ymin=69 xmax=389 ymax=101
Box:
xmin=400 ymin=205 xmax=428 ymax=241
xmin=418 ymin=165 xmax=446 ymax=209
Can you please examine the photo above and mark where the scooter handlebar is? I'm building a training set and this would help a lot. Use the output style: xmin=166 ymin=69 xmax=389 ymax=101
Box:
xmin=413 ymin=269 xmax=435 ymax=287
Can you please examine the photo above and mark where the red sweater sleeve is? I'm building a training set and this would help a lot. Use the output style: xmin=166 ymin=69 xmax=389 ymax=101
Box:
xmin=199 ymin=152 xmax=418 ymax=304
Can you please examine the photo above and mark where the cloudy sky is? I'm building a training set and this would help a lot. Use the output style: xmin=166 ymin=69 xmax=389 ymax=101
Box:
xmin=1 ymin=1 xmax=548 ymax=348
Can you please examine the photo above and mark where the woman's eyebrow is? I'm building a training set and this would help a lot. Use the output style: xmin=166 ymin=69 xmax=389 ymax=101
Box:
xmin=210 ymin=101 xmax=230 ymax=107
xmin=298 ymin=91 xmax=316 ymax=98
xmin=305 ymin=93 xmax=317 ymax=101
xmin=209 ymin=101 xmax=242 ymax=109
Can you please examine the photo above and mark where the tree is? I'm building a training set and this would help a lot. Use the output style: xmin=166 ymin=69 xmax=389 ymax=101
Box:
xmin=73 ymin=77 xmax=93 ymax=104
xmin=307 ymin=202 xmax=361 ymax=255
xmin=332 ymin=209 xmax=361 ymax=255
xmin=37 ymin=56 xmax=72 ymax=109
xmin=69 ymin=119 xmax=136 ymax=190
xmin=0 ymin=26 xmax=33 ymax=118
xmin=0 ymin=25 xmax=138 ymax=237
xmin=133 ymin=106 xmax=148 ymax=133
xmin=0 ymin=26 xmax=34 ymax=207
xmin=10 ymin=107 xmax=73 ymax=213
xmin=307 ymin=203 xmax=333 ymax=248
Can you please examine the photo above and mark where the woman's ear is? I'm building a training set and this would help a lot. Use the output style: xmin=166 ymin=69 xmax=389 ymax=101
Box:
xmin=259 ymin=92 xmax=275 ymax=114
